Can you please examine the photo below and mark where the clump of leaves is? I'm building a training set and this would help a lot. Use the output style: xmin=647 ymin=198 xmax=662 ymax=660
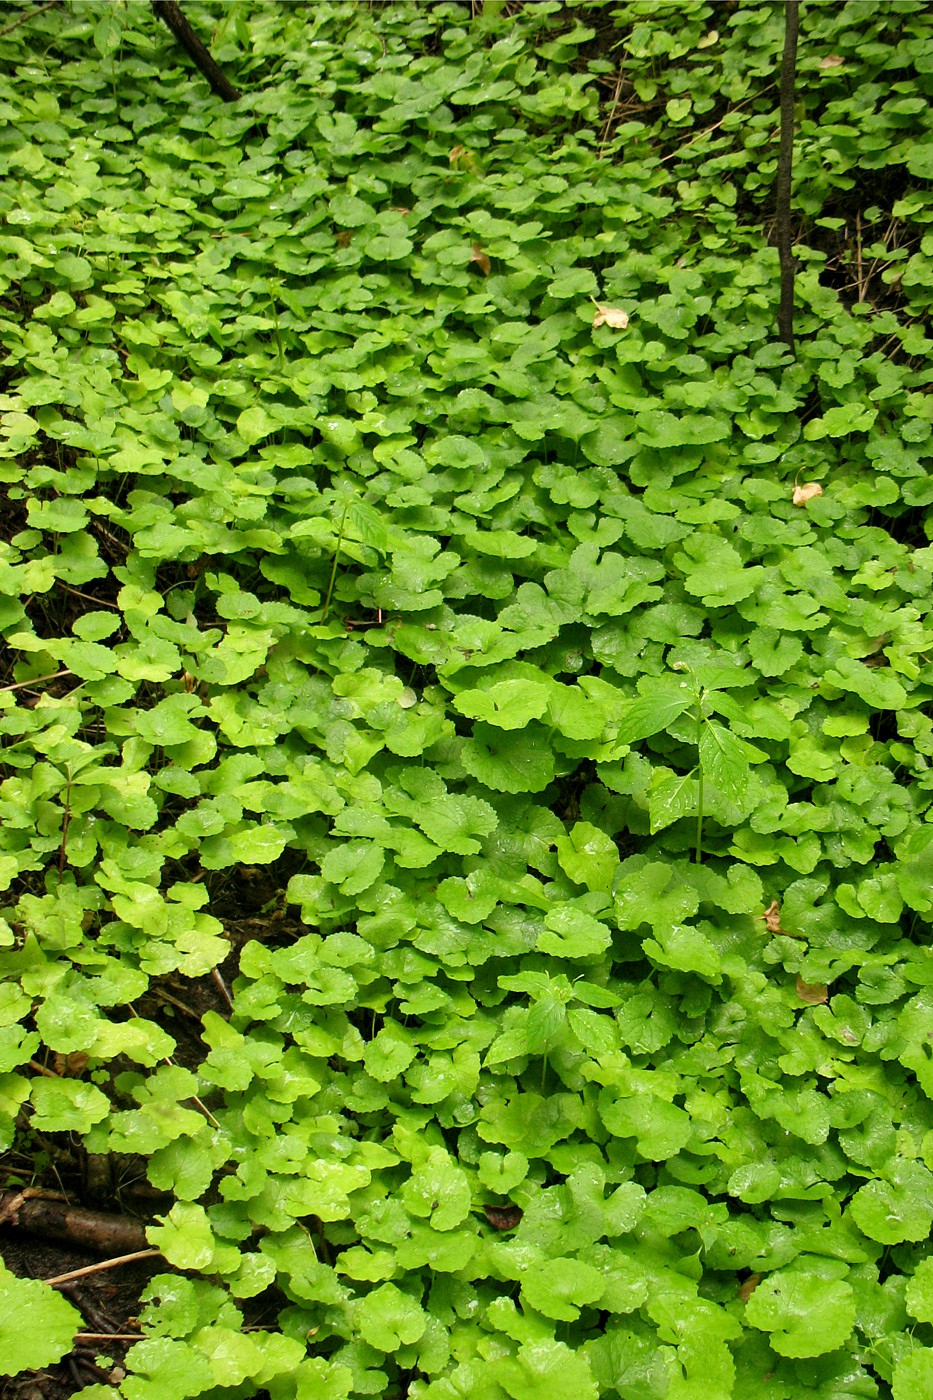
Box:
xmin=2 ymin=1 xmax=933 ymax=1397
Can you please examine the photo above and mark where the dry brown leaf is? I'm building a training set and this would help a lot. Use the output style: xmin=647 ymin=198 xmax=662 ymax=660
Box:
xmin=449 ymin=145 xmax=481 ymax=174
xmin=591 ymin=299 xmax=629 ymax=330
xmin=739 ymin=1273 xmax=762 ymax=1302
xmin=796 ymin=975 xmax=829 ymax=1005
xmin=760 ymin=899 xmax=784 ymax=935
xmin=470 ymin=242 xmax=491 ymax=276
xmin=819 ymin=54 xmax=845 ymax=68
xmin=53 ymin=1051 xmax=89 ymax=1077
xmin=336 ymin=230 xmax=353 ymax=248
xmin=484 ymin=1204 xmax=522 ymax=1231
xmin=793 ymin=482 xmax=823 ymax=506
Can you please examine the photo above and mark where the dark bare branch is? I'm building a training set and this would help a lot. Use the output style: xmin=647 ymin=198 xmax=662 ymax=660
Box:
xmin=776 ymin=0 xmax=800 ymax=352
xmin=151 ymin=0 xmax=241 ymax=102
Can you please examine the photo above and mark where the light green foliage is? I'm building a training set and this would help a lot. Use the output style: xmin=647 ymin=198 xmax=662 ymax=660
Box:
xmin=2 ymin=0 xmax=933 ymax=1395
xmin=0 ymin=1263 xmax=82 ymax=1374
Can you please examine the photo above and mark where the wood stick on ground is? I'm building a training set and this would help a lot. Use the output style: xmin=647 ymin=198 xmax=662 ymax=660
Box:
xmin=0 ymin=1190 xmax=148 ymax=1254
xmin=77 ymin=1333 xmax=142 ymax=1343
xmin=45 ymin=1248 xmax=162 ymax=1287
xmin=151 ymin=1 xmax=241 ymax=102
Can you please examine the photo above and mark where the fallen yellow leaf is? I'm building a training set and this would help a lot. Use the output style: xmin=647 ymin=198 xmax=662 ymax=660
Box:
xmin=470 ymin=242 xmax=491 ymax=276
xmin=591 ymin=299 xmax=629 ymax=330
xmin=796 ymin=975 xmax=829 ymax=1005
xmin=793 ymin=482 xmax=823 ymax=506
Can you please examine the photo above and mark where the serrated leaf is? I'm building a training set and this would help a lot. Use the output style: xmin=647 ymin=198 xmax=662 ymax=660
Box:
xmin=0 ymin=1264 xmax=82 ymax=1374
xmin=699 ymin=721 xmax=763 ymax=805
xmin=555 ymin=821 xmax=619 ymax=890
xmin=522 ymin=1257 xmax=605 ymax=1321
xmin=539 ymin=906 xmax=612 ymax=958
xmin=849 ymin=1162 xmax=933 ymax=1244
xmin=616 ymin=689 xmax=694 ymax=744
xmin=453 ymin=679 xmax=551 ymax=729
xmin=648 ymin=769 xmax=699 ymax=833
xmin=498 ymin=1338 xmax=599 ymax=1400
xmin=744 ymin=1266 xmax=856 ymax=1358
xmin=461 ymin=722 xmax=557 ymax=792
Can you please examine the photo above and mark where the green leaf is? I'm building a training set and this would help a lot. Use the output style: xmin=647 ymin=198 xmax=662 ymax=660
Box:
xmin=823 ymin=655 xmax=908 ymax=709
xmin=461 ymin=723 xmax=557 ymax=793
xmin=748 ymin=627 xmax=803 ymax=678
xmin=498 ymin=1338 xmax=599 ymax=1400
xmin=521 ymin=1257 xmax=606 ymax=1321
xmin=538 ymin=906 xmax=612 ymax=959
xmin=134 ymin=694 xmax=205 ymax=747
xmin=636 ymin=410 xmax=730 ymax=449
xmin=699 ymin=721 xmax=763 ymax=805
xmin=555 ymin=821 xmax=619 ymax=891
xmin=614 ymin=859 xmax=700 ymax=929
xmin=30 ymin=1078 xmax=110 ymax=1132
xmin=643 ymin=923 xmax=721 ymax=980
xmin=321 ymin=840 xmax=385 ymax=895
xmin=648 ymin=769 xmax=699 ymax=833
xmin=743 ymin=1265 xmax=856 ymax=1358
xmin=849 ymin=1161 xmax=933 ymax=1244
xmin=454 ymin=679 xmax=551 ymax=729
xmin=616 ymin=687 xmax=694 ymax=744
xmin=356 ymin=1283 xmax=427 ymax=1353
xmin=0 ymin=1263 xmax=82 ymax=1374
xmin=674 ymin=536 xmax=765 ymax=607
xmin=147 ymin=1203 xmax=240 ymax=1274
xmin=906 ymin=1258 xmax=933 ymax=1325
xmin=401 ymin=1147 xmax=472 ymax=1231
xmin=364 ymin=1023 xmax=416 ymax=1081
xmin=478 ymin=1150 xmax=529 ymax=1193
xmin=599 ymin=1090 xmax=692 ymax=1160
xmin=237 ymin=405 xmax=278 ymax=445
xmin=893 ymin=1349 xmax=933 ymax=1400
xmin=803 ymin=403 xmax=877 ymax=439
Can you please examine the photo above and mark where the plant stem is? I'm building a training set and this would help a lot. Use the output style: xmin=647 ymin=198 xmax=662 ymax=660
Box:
xmin=776 ymin=0 xmax=800 ymax=352
xmin=266 ymin=280 xmax=284 ymax=370
xmin=695 ymin=698 xmax=705 ymax=864
xmin=321 ymin=497 xmax=351 ymax=623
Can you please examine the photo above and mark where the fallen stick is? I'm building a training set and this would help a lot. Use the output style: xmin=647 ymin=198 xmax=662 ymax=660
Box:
xmin=0 ymin=1189 xmax=148 ymax=1254
xmin=45 ymin=1249 xmax=162 ymax=1287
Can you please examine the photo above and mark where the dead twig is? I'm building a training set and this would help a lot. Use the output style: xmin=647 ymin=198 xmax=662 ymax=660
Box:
xmin=0 ymin=1190 xmax=149 ymax=1253
xmin=0 ymin=1 xmax=58 ymax=40
xmin=212 ymin=966 xmax=234 ymax=1009
xmin=598 ymin=65 xmax=626 ymax=156
xmin=151 ymin=0 xmax=241 ymax=101
xmin=76 ymin=1333 xmax=143 ymax=1343
xmin=45 ymin=1248 xmax=162 ymax=1288
xmin=0 ymin=668 xmax=76 ymax=694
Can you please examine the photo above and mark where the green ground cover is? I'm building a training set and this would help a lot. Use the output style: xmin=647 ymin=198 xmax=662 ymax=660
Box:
xmin=2 ymin=0 xmax=933 ymax=1395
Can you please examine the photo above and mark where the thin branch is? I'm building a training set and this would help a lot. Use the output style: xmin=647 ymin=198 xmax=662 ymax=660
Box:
xmin=45 ymin=1249 xmax=162 ymax=1288
xmin=151 ymin=0 xmax=241 ymax=102
xmin=0 ymin=1 xmax=57 ymax=40
xmin=29 ymin=1059 xmax=61 ymax=1078
xmin=212 ymin=966 xmax=233 ymax=1009
xmin=76 ymin=1333 xmax=144 ymax=1343
xmin=598 ymin=65 xmax=626 ymax=156
xmin=0 ymin=668 xmax=75 ymax=693
xmin=659 ymin=85 xmax=777 ymax=164
xmin=776 ymin=0 xmax=800 ymax=352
